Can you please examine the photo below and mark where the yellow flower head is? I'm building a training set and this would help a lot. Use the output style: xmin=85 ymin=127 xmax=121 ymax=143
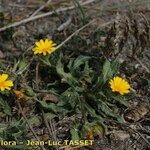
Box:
xmin=32 ymin=39 xmax=56 ymax=56
xmin=0 ymin=73 xmax=13 ymax=91
xmin=109 ymin=76 xmax=131 ymax=95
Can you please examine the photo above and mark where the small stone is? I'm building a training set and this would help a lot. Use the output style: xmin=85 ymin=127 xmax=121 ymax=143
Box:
xmin=135 ymin=64 xmax=140 ymax=69
xmin=109 ymin=130 xmax=130 ymax=142
xmin=118 ymin=58 xmax=124 ymax=63
xmin=113 ymin=131 xmax=130 ymax=141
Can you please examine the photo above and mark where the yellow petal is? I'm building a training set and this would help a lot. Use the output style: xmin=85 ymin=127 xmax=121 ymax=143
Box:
xmin=43 ymin=52 xmax=46 ymax=55
xmin=35 ymin=41 xmax=40 ymax=47
xmin=0 ymin=87 xmax=5 ymax=91
xmin=0 ymin=74 xmax=8 ymax=82
xmin=45 ymin=39 xmax=49 ymax=45
xmin=5 ymin=87 xmax=11 ymax=90
xmin=4 ymin=80 xmax=14 ymax=87
xmin=40 ymin=39 xmax=45 ymax=46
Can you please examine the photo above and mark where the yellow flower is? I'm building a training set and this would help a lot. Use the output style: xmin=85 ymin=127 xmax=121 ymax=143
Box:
xmin=32 ymin=39 xmax=56 ymax=56
xmin=109 ymin=76 xmax=131 ymax=95
xmin=0 ymin=73 xmax=13 ymax=91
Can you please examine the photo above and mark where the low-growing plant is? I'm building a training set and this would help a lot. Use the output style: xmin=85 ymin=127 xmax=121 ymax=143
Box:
xmin=54 ymin=54 xmax=130 ymax=139
xmin=32 ymin=48 xmax=131 ymax=140
xmin=0 ymin=37 xmax=132 ymax=145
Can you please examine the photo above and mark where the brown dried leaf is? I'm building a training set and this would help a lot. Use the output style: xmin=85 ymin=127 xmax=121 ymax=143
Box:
xmin=124 ymin=104 xmax=150 ymax=122
xmin=14 ymin=90 xmax=30 ymax=102
xmin=42 ymin=93 xmax=58 ymax=104
xmin=40 ymin=134 xmax=49 ymax=141
xmin=109 ymin=130 xmax=130 ymax=141
xmin=86 ymin=130 xmax=94 ymax=140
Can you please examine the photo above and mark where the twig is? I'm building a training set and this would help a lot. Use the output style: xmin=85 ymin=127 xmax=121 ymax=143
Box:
xmin=41 ymin=109 xmax=59 ymax=150
xmin=24 ymin=20 xmax=113 ymax=68
xmin=49 ymin=119 xmax=57 ymax=142
xmin=55 ymin=19 xmax=113 ymax=50
xmin=55 ymin=19 xmax=96 ymax=49
xmin=128 ymin=136 xmax=140 ymax=149
xmin=0 ymin=0 xmax=96 ymax=32
xmin=8 ymin=3 xmax=36 ymax=8
xmin=57 ymin=17 xmax=72 ymax=31
xmin=16 ymin=101 xmax=46 ymax=150
xmin=134 ymin=56 xmax=150 ymax=73
xmin=49 ymin=119 xmax=59 ymax=150
xmin=121 ymin=123 xmax=150 ymax=148
xmin=41 ymin=109 xmax=53 ymax=137
xmin=131 ymin=127 xmax=150 ymax=147
xmin=30 ymin=0 xmax=52 ymax=17
xmin=35 ymin=62 xmax=40 ymax=90
xmin=34 ymin=89 xmax=59 ymax=96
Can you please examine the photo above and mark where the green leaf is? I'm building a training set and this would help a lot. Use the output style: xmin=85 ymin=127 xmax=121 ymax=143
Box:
xmin=45 ymin=113 xmax=56 ymax=120
xmin=68 ymin=56 xmax=91 ymax=79
xmin=73 ymin=0 xmax=86 ymax=24
xmin=24 ymin=86 xmax=36 ymax=97
xmin=5 ymin=119 xmax=26 ymax=141
xmin=102 ymin=60 xmax=119 ymax=83
xmin=60 ymin=88 xmax=79 ymax=108
xmin=40 ymin=56 xmax=51 ymax=67
xmin=71 ymin=56 xmax=90 ymax=71
xmin=80 ymin=61 xmax=93 ymax=83
xmin=12 ymin=130 xmax=24 ymax=140
xmin=102 ymin=60 xmax=112 ymax=83
xmin=15 ymin=59 xmax=29 ymax=75
xmin=0 ymin=123 xmax=8 ymax=134
xmin=56 ymin=58 xmax=78 ymax=87
xmin=70 ymin=123 xmax=80 ymax=140
xmin=112 ymin=95 xmax=128 ymax=107
xmin=0 ymin=97 xmax=11 ymax=115
xmin=28 ymin=115 xmax=41 ymax=127
xmin=111 ymin=60 xmax=119 ymax=74
xmin=84 ymin=102 xmax=104 ymax=121
xmin=36 ymin=99 xmax=58 ymax=113
xmin=98 ymin=101 xmax=124 ymax=123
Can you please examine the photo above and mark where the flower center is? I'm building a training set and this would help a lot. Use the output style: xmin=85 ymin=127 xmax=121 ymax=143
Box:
xmin=117 ymin=85 xmax=122 ymax=91
xmin=42 ymin=46 xmax=50 ymax=52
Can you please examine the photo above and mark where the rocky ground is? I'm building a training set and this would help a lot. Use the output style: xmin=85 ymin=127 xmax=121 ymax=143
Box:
xmin=0 ymin=0 xmax=150 ymax=150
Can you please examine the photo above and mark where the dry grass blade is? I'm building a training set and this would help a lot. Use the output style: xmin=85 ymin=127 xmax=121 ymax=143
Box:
xmin=104 ymin=12 xmax=150 ymax=59
xmin=30 ymin=0 xmax=52 ymax=17
xmin=16 ymin=101 xmax=46 ymax=150
xmin=55 ymin=19 xmax=114 ymax=50
xmin=134 ymin=56 xmax=150 ymax=74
